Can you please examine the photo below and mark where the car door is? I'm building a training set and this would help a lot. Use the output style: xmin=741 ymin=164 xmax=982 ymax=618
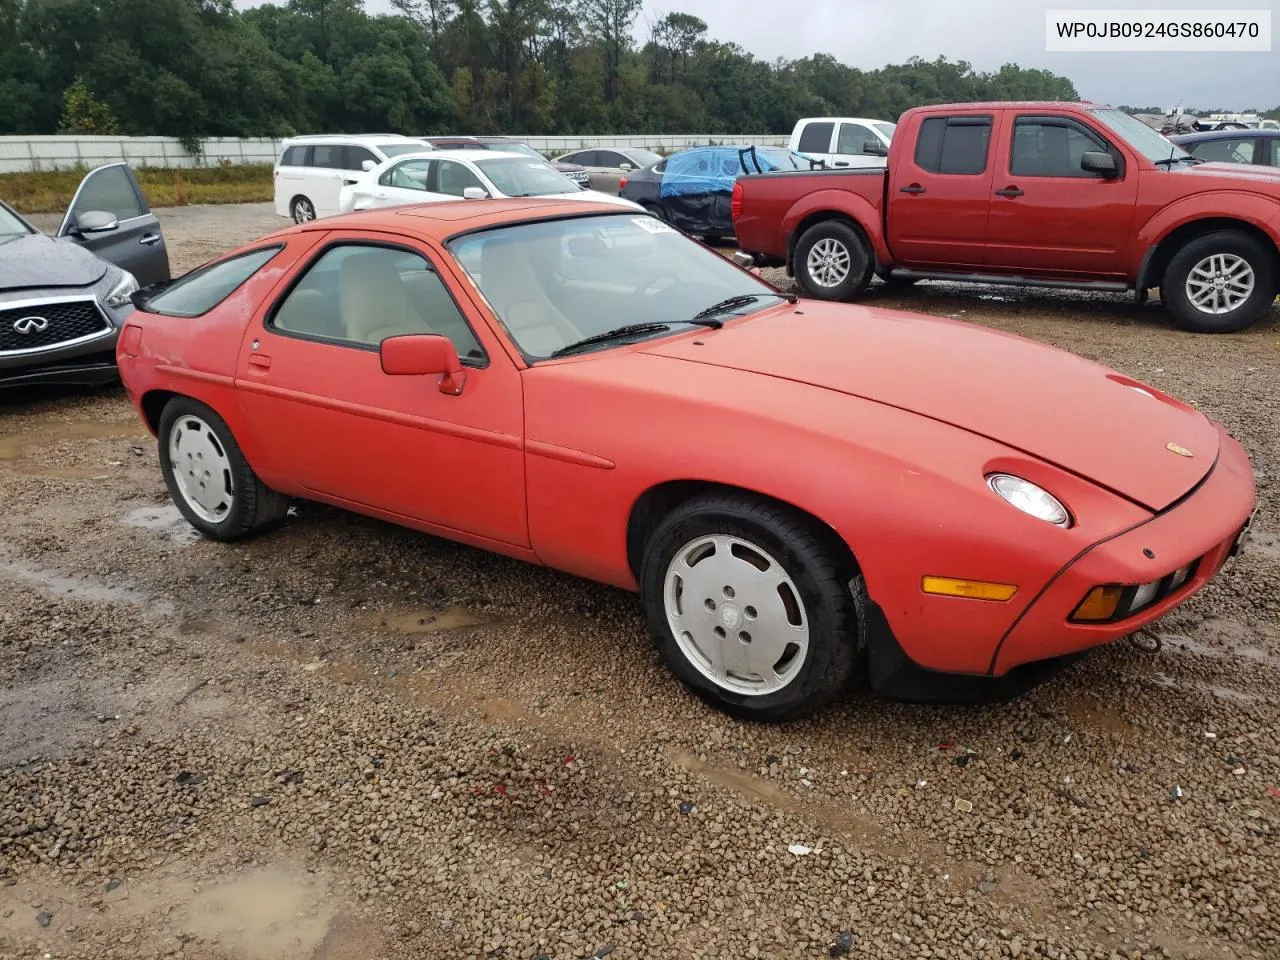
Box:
xmin=55 ymin=162 xmax=171 ymax=285
xmin=887 ymin=113 xmax=996 ymax=269
xmin=591 ymin=151 xmax=635 ymax=193
xmin=363 ymin=158 xmax=451 ymax=209
xmin=434 ymin=159 xmax=492 ymax=198
xmin=982 ymin=113 xmax=1138 ymax=277
xmin=305 ymin=143 xmax=349 ymax=218
xmin=233 ymin=231 xmax=528 ymax=546
xmin=832 ymin=122 xmax=887 ymax=168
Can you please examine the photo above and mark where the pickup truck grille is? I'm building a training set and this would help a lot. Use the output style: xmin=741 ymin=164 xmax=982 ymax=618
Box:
xmin=0 ymin=299 xmax=110 ymax=353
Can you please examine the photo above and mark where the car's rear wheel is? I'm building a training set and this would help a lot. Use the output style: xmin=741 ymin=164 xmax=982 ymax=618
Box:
xmin=639 ymin=491 xmax=859 ymax=721
xmin=1161 ymin=230 xmax=1278 ymax=333
xmin=158 ymin=397 xmax=289 ymax=542
xmin=793 ymin=220 xmax=873 ymax=301
xmin=290 ymin=196 xmax=316 ymax=224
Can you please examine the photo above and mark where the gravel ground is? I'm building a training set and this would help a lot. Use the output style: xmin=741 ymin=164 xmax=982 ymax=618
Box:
xmin=1 ymin=202 xmax=1278 ymax=960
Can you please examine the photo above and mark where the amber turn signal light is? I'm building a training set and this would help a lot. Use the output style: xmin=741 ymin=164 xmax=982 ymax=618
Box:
xmin=1070 ymin=585 xmax=1123 ymax=622
xmin=920 ymin=577 xmax=1018 ymax=602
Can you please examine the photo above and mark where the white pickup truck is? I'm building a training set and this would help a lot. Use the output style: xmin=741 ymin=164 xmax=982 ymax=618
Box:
xmin=788 ymin=116 xmax=896 ymax=168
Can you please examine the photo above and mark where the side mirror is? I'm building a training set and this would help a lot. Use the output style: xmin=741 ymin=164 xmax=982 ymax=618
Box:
xmin=462 ymin=186 xmax=488 ymax=200
xmin=361 ymin=159 xmax=376 ymax=172
xmin=1080 ymin=151 xmax=1119 ymax=178
xmin=862 ymin=140 xmax=888 ymax=156
xmin=380 ymin=334 xmax=466 ymax=395
xmin=75 ymin=210 xmax=119 ymax=234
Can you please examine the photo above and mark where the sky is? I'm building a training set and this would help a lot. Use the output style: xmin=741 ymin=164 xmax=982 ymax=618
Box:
xmin=236 ymin=0 xmax=1278 ymax=111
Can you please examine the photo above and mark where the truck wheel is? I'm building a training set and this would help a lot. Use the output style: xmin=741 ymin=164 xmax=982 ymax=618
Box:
xmin=1161 ymin=231 xmax=1277 ymax=333
xmin=794 ymin=221 xmax=873 ymax=301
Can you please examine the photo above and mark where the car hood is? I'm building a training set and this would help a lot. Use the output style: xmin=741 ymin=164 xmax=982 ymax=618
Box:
xmin=0 ymin=233 xmax=108 ymax=291
xmin=640 ymin=302 xmax=1219 ymax=512
xmin=1175 ymin=160 xmax=1280 ymax=185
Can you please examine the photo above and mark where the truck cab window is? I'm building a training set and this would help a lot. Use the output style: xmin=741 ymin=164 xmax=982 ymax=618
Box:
xmin=914 ymin=116 xmax=992 ymax=175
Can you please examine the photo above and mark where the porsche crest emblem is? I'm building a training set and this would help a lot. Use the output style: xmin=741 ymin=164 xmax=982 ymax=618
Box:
xmin=1166 ymin=442 xmax=1193 ymax=458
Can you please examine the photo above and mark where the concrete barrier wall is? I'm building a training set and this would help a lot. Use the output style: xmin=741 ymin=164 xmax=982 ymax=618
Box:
xmin=0 ymin=134 xmax=790 ymax=173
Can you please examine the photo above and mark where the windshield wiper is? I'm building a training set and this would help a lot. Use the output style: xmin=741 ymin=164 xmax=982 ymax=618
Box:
xmin=1153 ymin=155 xmax=1203 ymax=167
xmin=550 ymin=322 xmax=675 ymax=357
xmin=690 ymin=292 xmax=798 ymax=323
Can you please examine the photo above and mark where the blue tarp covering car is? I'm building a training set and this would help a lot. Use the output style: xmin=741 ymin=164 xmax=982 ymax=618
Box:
xmin=620 ymin=145 xmax=819 ymax=239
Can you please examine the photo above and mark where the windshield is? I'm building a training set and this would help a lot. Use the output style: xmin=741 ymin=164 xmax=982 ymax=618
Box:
xmin=503 ymin=143 xmax=547 ymax=160
xmin=1090 ymin=108 xmax=1191 ymax=163
xmin=447 ymin=213 xmax=778 ymax=359
xmin=625 ymin=148 xmax=663 ymax=167
xmin=0 ymin=203 xmax=33 ymax=237
xmin=475 ymin=157 xmax=578 ymax=197
xmin=874 ymin=122 xmax=896 ymax=140
xmin=379 ymin=142 xmax=432 ymax=158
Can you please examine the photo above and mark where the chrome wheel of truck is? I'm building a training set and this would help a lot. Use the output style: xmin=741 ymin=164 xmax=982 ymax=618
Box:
xmin=793 ymin=220 xmax=873 ymax=301
xmin=1163 ymin=230 xmax=1277 ymax=333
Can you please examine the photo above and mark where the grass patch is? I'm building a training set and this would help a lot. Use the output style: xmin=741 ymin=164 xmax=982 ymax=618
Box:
xmin=2 ymin=162 xmax=274 ymax=214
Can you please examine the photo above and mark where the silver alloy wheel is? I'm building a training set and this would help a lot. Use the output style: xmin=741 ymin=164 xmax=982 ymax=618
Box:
xmin=663 ymin=534 xmax=810 ymax=696
xmin=292 ymin=198 xmax=315 ymax=223
xmin=168 ymin=414 xmax=235 ymax=524
xmin=805 ymin=237 xmax=852 ymax=288
xmin=1185 ymin=253 xmax=1254 ymax=315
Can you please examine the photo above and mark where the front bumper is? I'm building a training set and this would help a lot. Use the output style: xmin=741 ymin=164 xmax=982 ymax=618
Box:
xmin=0 ymin=295 xmax=124 ymax=389
xmin=867 ymin=423 xmax=1256 ymax=702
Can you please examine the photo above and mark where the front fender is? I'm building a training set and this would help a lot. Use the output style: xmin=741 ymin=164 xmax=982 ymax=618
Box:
xmin=1136 ymin=191 xmax=1280 ymax=266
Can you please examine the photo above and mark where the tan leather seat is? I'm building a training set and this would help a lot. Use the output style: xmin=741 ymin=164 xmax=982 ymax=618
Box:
xmin=338 ymin=251 xmax=432 ymax=344
xmin=274 ymin=288 xmax=329 ymax=334
xmin=478 ymin=238 xmax=582 ymax=356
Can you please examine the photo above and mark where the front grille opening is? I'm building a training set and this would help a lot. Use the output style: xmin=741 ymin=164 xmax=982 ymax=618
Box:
xmin=1070 ymin=557 xmax=1203 ymax=625
xmin=0 ymin=300 xmax=110 ymax=353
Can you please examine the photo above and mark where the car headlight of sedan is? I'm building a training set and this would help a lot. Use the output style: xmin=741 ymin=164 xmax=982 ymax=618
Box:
xmin=104 ymin=270 xmax=139 ymax=309
xmin=986 ymin=473 xmax=1072 ymax=528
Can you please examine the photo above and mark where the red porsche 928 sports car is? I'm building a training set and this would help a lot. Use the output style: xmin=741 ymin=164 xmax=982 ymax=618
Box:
xmin=115 ymin=199 xmax=1257 ymax=721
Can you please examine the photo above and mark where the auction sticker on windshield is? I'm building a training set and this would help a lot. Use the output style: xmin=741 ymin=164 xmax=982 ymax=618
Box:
xmin=633 ymin=217 xmax=676 ymax=234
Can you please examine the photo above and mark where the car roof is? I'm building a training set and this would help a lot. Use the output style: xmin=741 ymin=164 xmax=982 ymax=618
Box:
xmin=904 ymin=100 xmax=1115 ymax=113
xmin=283 ymin=134 xmax=429 ymax=146
xmin=273 ymin=199 xmax=633 ymax=241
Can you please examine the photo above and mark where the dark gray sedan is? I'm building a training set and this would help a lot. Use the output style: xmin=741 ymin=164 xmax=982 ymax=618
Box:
xmin=1 ymin=162 xmax=170 ymax=389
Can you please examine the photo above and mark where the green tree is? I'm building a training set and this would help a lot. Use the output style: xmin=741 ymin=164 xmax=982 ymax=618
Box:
xmin=57 ymin=76 xmax=120 ymax=134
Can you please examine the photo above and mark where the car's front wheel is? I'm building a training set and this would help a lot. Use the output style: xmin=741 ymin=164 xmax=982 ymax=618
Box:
xmin=1162 ymin=230 xmax=1278 ymax=333
xmin=639 ymin=491 xmax=859 ymax=721
xmin=158 ymin=397 xmax=289 ymax=542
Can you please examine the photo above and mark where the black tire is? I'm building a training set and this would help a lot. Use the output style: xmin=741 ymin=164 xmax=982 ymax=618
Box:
xmin=157 ymin=397 xmax=290 ymax=542
xmin=290 ymin=195 xmax=316 ymax=224
xmin=638 ymin=491 xmax=860 ymax=722
xmin=792 ymin=220 xmax=873 ymax=301
xmin=1160 ymin=230 xmax=1278 ymax=333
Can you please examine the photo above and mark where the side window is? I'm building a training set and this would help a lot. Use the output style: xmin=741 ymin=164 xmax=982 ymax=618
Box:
xmin=436 ymin=160 xmax=486 ymax=197
xmin=280 ymin=146 xmax=305 ymax=166
xmin=270 ymin=244 xmax=486 ymax=362
xmin=346 ymin=146 xmax=379 ymax=170
xmin=73 ymin=165 xmax=146 ymax=221
xmin=1011 ymin=119 xmax=1109 ymax=177
xmin=599 ymin=151 xmax=630 ymax=167
xmin=1191 ymin=138 xmax=1256 ymax=164
xmin=914 ymin=116 xmax=992 ymax=175
xmin=1269 ymin=139 xmax=1280 ymax=166
xmin=144 ymin=246 xmax=282 ymax=318
xmin=797 ymin=121 xmax=834 ymax=154
xmin=836 ymin=123 xmax=875 ymax=155
xmin=567 ymin=150 xmax=597 ymax=166
xmin=382 ymin=159 xmax=432 ymax=190
xmin=311 ymin=144 xmax=344 ymax=169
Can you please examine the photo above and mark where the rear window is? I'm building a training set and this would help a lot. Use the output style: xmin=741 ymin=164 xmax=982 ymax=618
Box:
xmin=914 ymin=116 xmax=992 ymax=175
xmin=797 ymin=122 xmax=834 ymax=154
xmin=143 ymin=246 xmax=282 ymax=318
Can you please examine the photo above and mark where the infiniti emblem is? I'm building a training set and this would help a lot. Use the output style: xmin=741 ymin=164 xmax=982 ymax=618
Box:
xmin=13 ymin=315 xmax=49 ymax=335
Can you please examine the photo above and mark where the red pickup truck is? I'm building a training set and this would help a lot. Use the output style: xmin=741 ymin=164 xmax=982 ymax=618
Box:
xmin=731 ymin=101 xmax=1280 ymax=333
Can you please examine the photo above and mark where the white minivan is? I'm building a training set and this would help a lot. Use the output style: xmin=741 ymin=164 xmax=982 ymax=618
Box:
xmin=273 ymin=134 xmax=434 ymax=223
xmin=788 ymin=117 xmax=896 ymax=168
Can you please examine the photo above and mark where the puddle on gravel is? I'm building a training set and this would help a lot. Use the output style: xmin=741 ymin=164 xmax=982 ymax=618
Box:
xmin=358 ymin=605 xmax=487 ymax=634
xmin=121 ymin=502 xmax=200 ymax=545
xmin=0 ymin=548 xmax=162 ymax=610
xmin=171 ymin=867 xmax=335 ymax=959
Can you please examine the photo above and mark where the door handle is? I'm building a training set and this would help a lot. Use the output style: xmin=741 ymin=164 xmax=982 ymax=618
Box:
xmin=139 ymin=233 xmax=161 ymax=245
xmin=995 ymin=186 xmax=1024 ymax=197
xmin=833 ymin=161 xmax=850 ymax=167
xmin=900 ymin=184 xmax=927 ymax=194
xmin=248 ymin=354 xmax=272 ymax=370
xmin=374 ymin=192 xmax=388 ymax=199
